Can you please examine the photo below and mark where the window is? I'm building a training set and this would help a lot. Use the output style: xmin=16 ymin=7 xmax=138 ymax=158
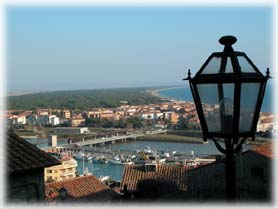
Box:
xmin=47 ymin=176 xmax=53 ymax=181
xmin=47 ymin=170 xmax=52 ymax=174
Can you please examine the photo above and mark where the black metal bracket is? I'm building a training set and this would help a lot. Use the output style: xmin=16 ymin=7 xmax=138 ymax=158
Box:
xmin=210 ymin=136 xmax=248 ymax=155
xmin=210 ymin=137 xmax=227 ymax=154
xmin=183 ymin=69 xmax=192 ymax=80
xmin=266 ymin=68 xmax=272 ymax=79
xmin=233 ymin=137 xmax=248 ymax=154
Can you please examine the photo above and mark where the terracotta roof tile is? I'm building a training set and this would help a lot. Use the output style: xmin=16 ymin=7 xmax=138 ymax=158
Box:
xmin=6 ymin=132 xmax=60 ymax=173
xmin=251 ymin=142 xmax=275 ymax=158
xmin=260 ymin=118 xmax=275 ymax=124
xmin=45 ymin=175 xmax=120 ymax=201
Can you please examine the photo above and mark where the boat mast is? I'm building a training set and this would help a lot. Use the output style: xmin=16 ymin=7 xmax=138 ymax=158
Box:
xmin=82 ymin=149 xmax=85 ymax=175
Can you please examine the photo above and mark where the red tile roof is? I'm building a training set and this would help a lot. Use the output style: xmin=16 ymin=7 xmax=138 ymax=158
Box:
xmin=45 ymin=175 xmax=120 ymax=201
xmin=6 ymin=132 xmax=60 ymax=173
xmin=251 ymin=142 xmax=275 ymax=158
xmin=121 ymin=164 xmax=187 ymax=192
xmin=260 ymin=118 xmax=275 ymax=124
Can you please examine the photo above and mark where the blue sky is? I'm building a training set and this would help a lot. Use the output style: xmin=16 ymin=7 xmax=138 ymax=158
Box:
xmin=6 ymin=6 xmax=272 ymax=92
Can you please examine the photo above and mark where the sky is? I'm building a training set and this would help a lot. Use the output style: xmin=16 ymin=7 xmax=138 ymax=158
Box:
xmin=6 ymin=6 xmax=273 ymax=92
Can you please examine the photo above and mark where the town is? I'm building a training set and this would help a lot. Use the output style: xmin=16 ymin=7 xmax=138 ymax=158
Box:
xmin=6 ymin=100 xmax=277 ymax=136
xmin=6 ymin=99 xmax=275 ymax=203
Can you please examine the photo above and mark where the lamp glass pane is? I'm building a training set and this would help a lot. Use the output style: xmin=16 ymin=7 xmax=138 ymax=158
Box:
xmin=239 ymin=83 xmax=260 ymax=132
xmin=197 ymin=84 xmax=221 ymax=132
xmin=238 ymin=56 xmax=257 ymax=73
xmin=197 ymin=83 xmax=235 ymax=134
xmin=219 ymin=84 xmax=235 ymax=134
xmin=225 ymin=57 xmax=234 ymax=73
xmin=201 ymin=57 xmax=221 ymax=74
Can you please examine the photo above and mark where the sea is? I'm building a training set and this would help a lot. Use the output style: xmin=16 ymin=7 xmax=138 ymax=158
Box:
xmin=157 ymin=81 xmax=273 ymax=113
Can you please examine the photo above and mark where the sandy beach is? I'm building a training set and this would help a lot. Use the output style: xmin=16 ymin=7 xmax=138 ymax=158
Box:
xmin=148 ymin=86 xmax=186 ymax=102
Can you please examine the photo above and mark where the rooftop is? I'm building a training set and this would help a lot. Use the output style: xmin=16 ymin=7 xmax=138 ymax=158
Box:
xmin=45 ymin=175 xmax=120 ymax=202
xmin=251 ymin=142 xmax=275 ymax=158
xmin=121 ymin=164 xmax=187 ymax=193
xmin=6 ymin=131 xmax=60 ymax=173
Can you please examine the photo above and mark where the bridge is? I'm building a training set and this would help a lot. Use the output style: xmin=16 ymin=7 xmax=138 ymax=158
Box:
xmin=59 ymin=129 xmax=167 ymax=147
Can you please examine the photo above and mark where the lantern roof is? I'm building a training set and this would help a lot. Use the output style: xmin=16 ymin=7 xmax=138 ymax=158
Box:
xmin=192 ymin=36 xmax=267 ymax=82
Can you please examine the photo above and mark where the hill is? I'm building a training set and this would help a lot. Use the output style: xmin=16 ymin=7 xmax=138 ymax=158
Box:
xmin=7 ymin=87 xmax=163 ymax=110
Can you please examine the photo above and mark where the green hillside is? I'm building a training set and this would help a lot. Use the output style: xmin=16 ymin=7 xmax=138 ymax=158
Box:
xmin=7 ymin=87 xmax=163 ymax=110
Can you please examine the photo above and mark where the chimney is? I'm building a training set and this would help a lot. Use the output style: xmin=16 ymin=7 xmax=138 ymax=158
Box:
xmin=156 ymin=158 xmax=160 ymax=169
xmin=48 ymin=135 xmax=57 ymax=147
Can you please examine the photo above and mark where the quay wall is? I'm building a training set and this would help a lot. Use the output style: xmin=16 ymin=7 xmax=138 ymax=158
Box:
xmin=137 ymin=133 xmax=203 ymax=144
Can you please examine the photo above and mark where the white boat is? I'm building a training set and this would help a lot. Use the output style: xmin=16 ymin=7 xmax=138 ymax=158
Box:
xmin=73 ymin=152 xmax=84 ymax=160
xmin=85 ymin=155 xmax=93 ymax=161
xmin=109 ymin=155 xmax=134 ymax=165
xmin=151 ymin=158 xmax=166 ymax=164
xmin=164 ymin=152 xmax=170 ymax=158
xmin=109 ymin=159 xmax=122 ymax=165
xmin=99 ymin=158 xmax=109 ymax=164
xmin=123 ymin=161 xmax=134 ymax=165
xmin=144 ymin=146 xmax=152 ymax=154
xmin=98 ymin=176 xmax=110 ymax=182
xmin=109 ymin=155 xmax=121 ymax=164
xmin=73 ymin=152 xmax=92 ymax=161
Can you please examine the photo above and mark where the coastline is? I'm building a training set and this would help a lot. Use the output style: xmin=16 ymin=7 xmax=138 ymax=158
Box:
xmin=149 ymin=86 xmax=272 ymax=114
xmin=148 ymin=86 xmax=188 ymax=102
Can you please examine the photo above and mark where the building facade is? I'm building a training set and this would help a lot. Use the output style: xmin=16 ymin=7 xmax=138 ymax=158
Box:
xmin=44 ymin=157 xmax=78 ymax=182
xmin=186 ymin=143 xmax=273 ymax=201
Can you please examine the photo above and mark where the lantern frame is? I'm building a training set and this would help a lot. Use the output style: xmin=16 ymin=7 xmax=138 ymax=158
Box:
xmin=184 ymin=36 xmax=270 ymax=153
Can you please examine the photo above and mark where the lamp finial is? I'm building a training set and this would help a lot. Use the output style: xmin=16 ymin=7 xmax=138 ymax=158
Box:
xmin=183 ymin=69 xmax=191 ymax=80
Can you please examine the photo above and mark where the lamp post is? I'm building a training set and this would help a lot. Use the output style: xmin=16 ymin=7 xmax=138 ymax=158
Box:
xmin=184 ymin=35 xmax=270 ymax=200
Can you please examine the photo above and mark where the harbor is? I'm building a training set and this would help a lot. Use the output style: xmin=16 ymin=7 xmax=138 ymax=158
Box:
xmin=44 ymin=138 xmax=252 ymax=181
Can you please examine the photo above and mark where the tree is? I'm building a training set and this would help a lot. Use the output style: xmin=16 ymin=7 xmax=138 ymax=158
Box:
xmin=100 ymin=119 xmax=114 ymax=128
xmin=85 ymin=117 xmax=101 ymax=127
xmin=177 ymin=116 xmax=187 ymax=130
xmin=113 ymin=119 xmax=127 ymax=129
xmin=126 ymin=117 xmax=143 ymax=129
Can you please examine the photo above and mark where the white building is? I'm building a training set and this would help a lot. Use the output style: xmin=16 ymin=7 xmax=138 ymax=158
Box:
xmin=53 ymin=127 xmax=89 ymax=135
xmin=7 ymin=114 xmax=26 ymax=125
xmin=140 ymin=113 xmax=155 ymax=120
xmin=140 ymin=111 xmax=164 ymax=120
xmin=49 ymin=115 xmax=60 ymax=126
xmin=17 ymin=115 xmax=26 ymax=125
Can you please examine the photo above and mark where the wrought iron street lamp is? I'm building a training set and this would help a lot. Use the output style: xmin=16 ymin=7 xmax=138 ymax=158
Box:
xmin=184 ymin=35 xmax=270 ymax=200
